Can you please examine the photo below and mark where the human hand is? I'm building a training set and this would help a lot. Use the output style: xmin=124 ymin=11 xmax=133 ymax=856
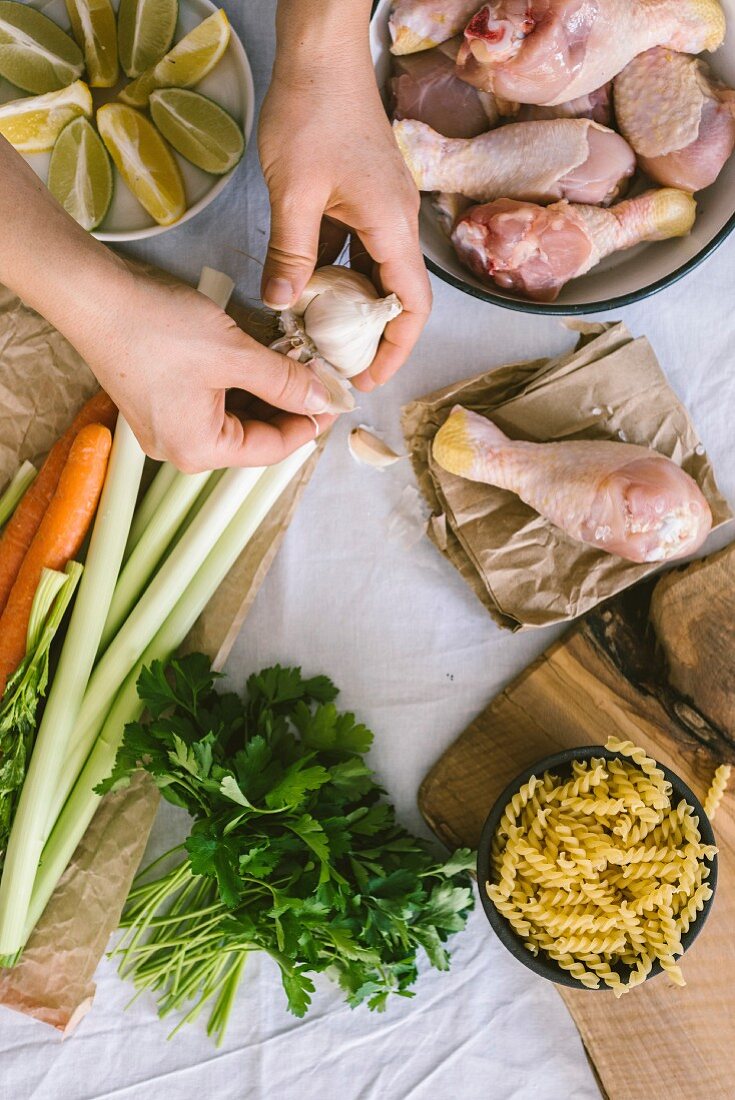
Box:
xmin=65 ymin=265 xmax=336 ymax=472
xmin=259 ymin=0 xmax=432 ymax=393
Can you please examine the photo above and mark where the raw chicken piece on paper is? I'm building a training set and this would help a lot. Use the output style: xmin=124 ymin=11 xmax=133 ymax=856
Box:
xmin=615 ymin=49 xmax=735 ymax=192
xmin=389 ymin=0 xmax=480 ymax=54
xmin=391 ymin=38 xmax=499 ymax=136
xmin=455 ymin=0 xmax=726 ymax=106
xmin=450 ymin=189 xmax=696 ymax=301
xmin=393 ymin=117 xmax=635 ymax=205
xmin=432 ymin=407 xmax=712 ymax=563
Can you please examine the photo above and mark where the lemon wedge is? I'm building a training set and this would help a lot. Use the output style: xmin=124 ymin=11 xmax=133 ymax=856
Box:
xmin=149 ymin=88 xmax=243 ymax=175
xmin=119 ymin=10 xmax=230 ymax=107
xmin=64 ymin=0 xmax=118 ymax=87
xmin=97 ymin=102 xmax=185 ymax=226
xmin=48 ymin=116 xmax=113 ymax=230
xmin=0 ymin=81 xmax=92 ymax=153
xmin=0 ymin=0 xmax=83 ymax=93
xmin=117 ymin=0 xmax=178 ymax=79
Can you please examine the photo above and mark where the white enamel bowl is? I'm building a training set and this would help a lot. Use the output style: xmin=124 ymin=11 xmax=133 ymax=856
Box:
xmin=370 ymin=0 xmax=735 ymax=314
xmin=0 ymin=0 xmax=254 ymax=241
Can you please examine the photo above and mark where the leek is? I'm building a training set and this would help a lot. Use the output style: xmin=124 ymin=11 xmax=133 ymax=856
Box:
xmin=22 ymin=443 xmax=316 ymax=946
xmin=124 ymin=463 xmax=178 ymax=559
xmin=0 ymin=562 xmax=82 ymax=869
xmin=53 ymin=466 xmax=266 ymax=823
xmin=0 ymin=419 xmax=145 ymax=956
xmin=0 ymin=461 xmax=36 ymax=528
xmin=101 ymin=470 xmax=212 ymax=651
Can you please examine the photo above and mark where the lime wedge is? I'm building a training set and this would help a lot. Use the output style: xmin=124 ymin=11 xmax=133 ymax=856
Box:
xmin=48 ymin=116 xmax=113 ymax=230
xmin=64 ymin=0 xmax=118 ymax=88
xmin=149 ymin=88 xmax=243 ymax=175
xmin=0 ymin=80 xmax=92 ymax=153
xmin=117 ymin=0 xmax=177 ymax=80
xmin=0 ymin=0 xmax=83 ymax=93
xmin=119 ymin=9 xmax=230 ymax=107
xmin=97 ymin=102 xmax=185 ymax=226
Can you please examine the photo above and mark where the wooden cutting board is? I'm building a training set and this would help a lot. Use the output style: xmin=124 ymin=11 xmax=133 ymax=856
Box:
xmin=420 ymin=543 xmax=735 ymax=1100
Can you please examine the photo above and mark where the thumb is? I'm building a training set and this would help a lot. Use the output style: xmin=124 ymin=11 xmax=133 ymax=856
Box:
xmin=262 ymin=183 xmax=323 ymax=310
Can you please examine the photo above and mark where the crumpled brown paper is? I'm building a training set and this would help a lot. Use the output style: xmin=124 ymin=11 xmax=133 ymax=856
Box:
xmin=402 ymin=322 xmax=731 ymax=631
xmin=0 ymin=277 xmax=323 ymax=1033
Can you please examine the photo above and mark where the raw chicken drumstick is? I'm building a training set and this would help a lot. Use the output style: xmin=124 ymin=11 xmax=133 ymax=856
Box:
xmin=389 ymin=0 xmax=480 ymax=54
xmin=456 ymin=0 xmax=726 ymax=106
xmin=451 ymin=189 xmax=696 ymax=301
xmin=393 ymin=117 xmax=635 ymax=205
xmin=392 ymin=38 xmax=499 ymax=137
xmin=615 ymin=49 xmax=735 ymax=192
xmin=432 ymin=407 xmax=712 ymax=563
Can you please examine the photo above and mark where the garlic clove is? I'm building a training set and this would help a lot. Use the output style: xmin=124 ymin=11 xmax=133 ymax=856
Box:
xmin=309 ymin=358 xmax=356 ymax=415
xmin=348 ymin=427 xmax=405 ymax=470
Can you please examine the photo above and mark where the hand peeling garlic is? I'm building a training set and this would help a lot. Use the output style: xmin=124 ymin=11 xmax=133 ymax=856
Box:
xmin=348 ymin=427 xmax=405 ymax=470
xmin=271 ymin=267 xmax=403 ymax=413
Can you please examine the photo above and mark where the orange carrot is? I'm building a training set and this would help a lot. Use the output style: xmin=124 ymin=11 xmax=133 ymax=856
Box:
xmin=0 ymin=391 xmax=117 ymax=618
xmin=0 ymin=423 xmax=113 ymax=697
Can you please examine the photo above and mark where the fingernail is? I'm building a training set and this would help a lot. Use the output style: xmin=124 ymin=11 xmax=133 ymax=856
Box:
xmin=263 ymin=277 xmax=294 ymax=310
xmin=305 ymin=378 xmax=331 ymax=414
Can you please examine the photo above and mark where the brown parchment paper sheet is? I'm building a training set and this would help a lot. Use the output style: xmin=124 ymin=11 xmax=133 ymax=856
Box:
xmin=0 ymin=279 xmax=323 ymax=1033
xmin=402 ymin=322 xmax=731 ymax=631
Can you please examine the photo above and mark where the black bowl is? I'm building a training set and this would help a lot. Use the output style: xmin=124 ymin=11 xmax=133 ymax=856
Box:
xmin=476 ymin=745 xmax=718 ymax=989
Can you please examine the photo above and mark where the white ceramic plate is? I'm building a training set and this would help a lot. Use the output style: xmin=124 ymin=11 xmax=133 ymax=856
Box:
xmin=370 ymin=0 xmax=735 ymax=313
xmin=0 ymin=0 xmax=254 ymax=241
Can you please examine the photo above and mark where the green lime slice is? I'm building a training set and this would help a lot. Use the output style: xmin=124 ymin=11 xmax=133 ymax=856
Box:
xmin=0 ymin=0 xmax=83 ymax=93
xmin=117 ymin=0 xmax=178 ymax=79
xmin=48 ymin=116 xmax=113 ymax=231
xmin=149 ymin=88 xmax=244 ymax=175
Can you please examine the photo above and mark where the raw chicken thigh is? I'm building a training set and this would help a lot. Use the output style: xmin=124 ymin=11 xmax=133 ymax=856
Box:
xmin=455 ymin=0 xmax=726 ymax=106
xmin=432 ymin=407 xmax=712 ymax=563
xmin=393 ymin=117 xmax=635 ymax=205
xmin=451 ymin=189 xmax=696 ymax=300
xmin=615 ymin=49 xmax=735 ymax=191
xmin=512 ymin=83 xmax=612 ymax=126
xmin=389 ymin=0 xmax=480 ymax=54
xmin=391 ymin=38 xmax=499 ymax=136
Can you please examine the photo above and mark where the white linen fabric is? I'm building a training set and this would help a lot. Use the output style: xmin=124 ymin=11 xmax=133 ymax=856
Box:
xmin=1 ymin=2 xmax=734 ymax=1098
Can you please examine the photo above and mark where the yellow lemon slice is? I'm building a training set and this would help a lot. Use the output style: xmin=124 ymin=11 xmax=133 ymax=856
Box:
xmin=0 ymin=0 xmax=83 ymax=93
xmin=48 ymin=116 xmax=113 ymax=230
xmin=119 ymin=9 xmax=230 ymax=107
xmin=97 ymin=102 xmax=185 ymax=226
xmin=0 ymin=80 xmax=92 ymax=153
xmin=117 ymin=0 xmax=178 ymax=79
xmin=149 ymin=88 xmax=243 ymax=175
xmin=64 ymin=0 xmax=118 ymax=88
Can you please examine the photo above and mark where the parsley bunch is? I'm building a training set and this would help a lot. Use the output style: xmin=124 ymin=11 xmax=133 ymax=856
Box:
xmin=100 ymin=655 xmax=474 ymax=1043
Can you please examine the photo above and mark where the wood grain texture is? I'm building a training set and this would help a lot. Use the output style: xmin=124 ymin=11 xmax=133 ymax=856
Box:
xmin=420 ymin=544 xmax=735 ymax=1100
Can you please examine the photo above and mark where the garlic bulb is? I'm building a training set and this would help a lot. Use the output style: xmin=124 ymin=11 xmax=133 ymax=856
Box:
xmin=283 ymin=266 xmax=403 ymax=379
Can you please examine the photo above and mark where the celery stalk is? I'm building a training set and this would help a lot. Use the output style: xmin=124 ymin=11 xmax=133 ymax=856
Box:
xmin=0 ymin=419 xmax=145 ymax=956
xmin=51 ymin=465 xmax=266 ymax=827
xmin=25 ymin=568 xmax=68 ymax=654
xmin=21 ymin=442 xmax=316 ymax=947
xmin=0 ymin=461 xmax=36 ymax=529
xmin=124 ymin=463 xmax=178 ymax=560
xmin=101 ymin=470 xmax=212 ymax=651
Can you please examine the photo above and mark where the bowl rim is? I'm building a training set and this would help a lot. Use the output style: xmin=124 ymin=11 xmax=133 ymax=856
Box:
xmin=476 ymin=744 xmax=719 ymax=989
xmin=93 ymin=0 xmax=255 ymax=243
xmin=369 ymin=0 xmax=735 ymax=314
xmin=424 ymin=214 xmax=735 ymax=315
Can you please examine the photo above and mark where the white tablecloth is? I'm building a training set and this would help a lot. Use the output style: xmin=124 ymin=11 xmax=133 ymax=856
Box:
xmin=2 ymin=3 xmax=734 ymax=1098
